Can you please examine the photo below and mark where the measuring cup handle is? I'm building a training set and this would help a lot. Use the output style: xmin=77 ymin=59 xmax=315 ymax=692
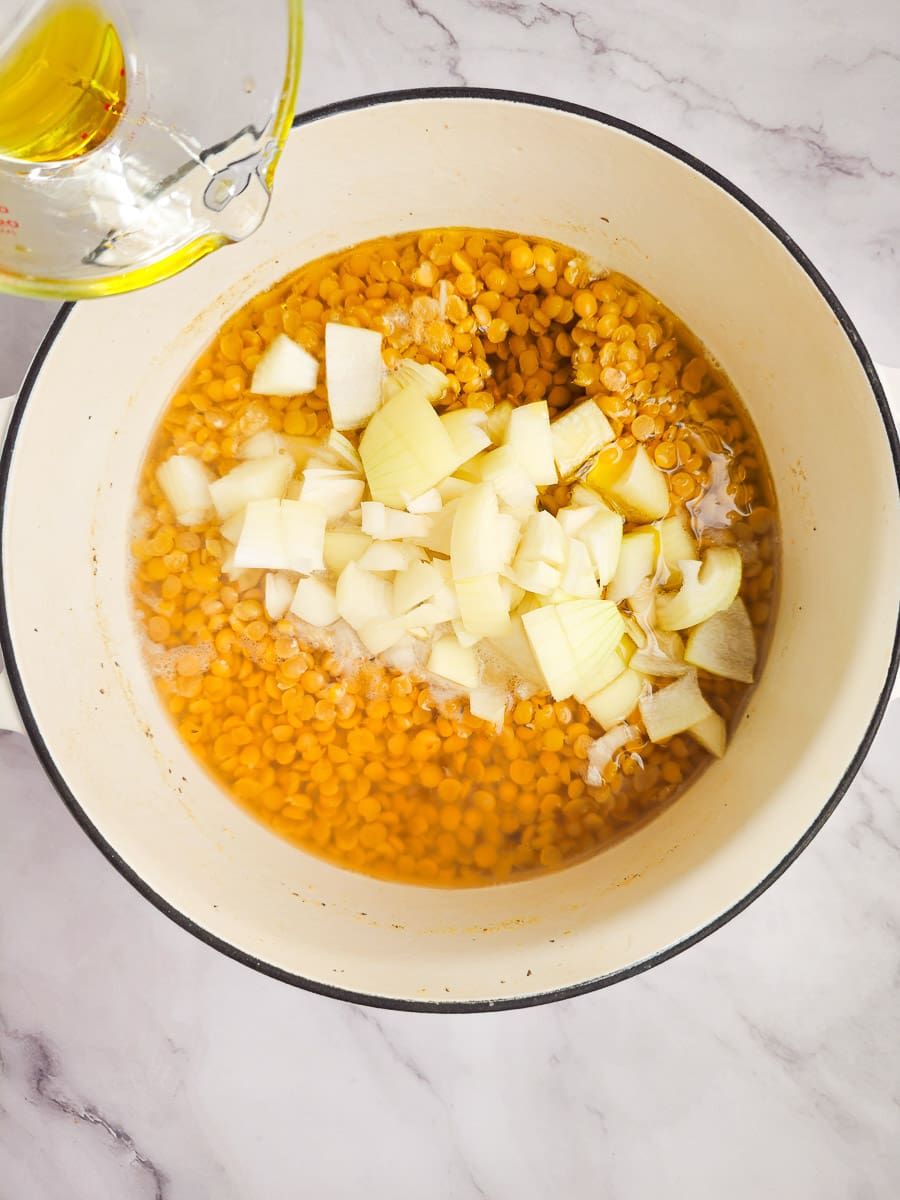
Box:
xmin=0 ymin=393 xmax=25 ymax=735
xmin=876 ymin=365 xmax=900 ymax=705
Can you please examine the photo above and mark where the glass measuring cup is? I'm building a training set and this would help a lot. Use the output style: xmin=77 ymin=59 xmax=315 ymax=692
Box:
xmin=0 ymin=0 xmax=302 ymax=299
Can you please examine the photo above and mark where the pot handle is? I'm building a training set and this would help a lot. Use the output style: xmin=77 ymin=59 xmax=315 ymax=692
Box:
xmin=0 ymin=393 xmax=25 ymax=735
xmin=876 ymin=365 xmax=900 ymax=705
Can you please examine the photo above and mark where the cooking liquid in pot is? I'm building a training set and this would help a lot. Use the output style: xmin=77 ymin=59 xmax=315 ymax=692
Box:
xmin=131 ymin=228 xmax=779 ymax=887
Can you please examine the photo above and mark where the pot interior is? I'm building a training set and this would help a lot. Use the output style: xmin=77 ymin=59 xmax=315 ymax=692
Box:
xmin=3 ymin=94 xmax=898 ymax=1006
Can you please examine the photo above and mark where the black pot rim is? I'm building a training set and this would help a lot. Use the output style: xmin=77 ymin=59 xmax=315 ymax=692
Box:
xmin=2 ymin=87 xmax=898 ymax=1013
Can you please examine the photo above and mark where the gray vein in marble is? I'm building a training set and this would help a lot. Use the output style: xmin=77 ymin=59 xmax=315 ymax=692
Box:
xmin=350 ymin=1007 xmax=490 ymax=1198
xmin=0 ymin=1011 xmax=167 ymax=1199
xmin=733 ymin=1005 xmax=876 ymax=1148
xmin=406 ymin=0 xmax=468 ymax=83
xmin=848 ymin=767 xmax=900 ymax=857
xmin=814 ymin=46 xmax=900 ymax=72
xmin=467 ymin=0 xmax=899 ymax=181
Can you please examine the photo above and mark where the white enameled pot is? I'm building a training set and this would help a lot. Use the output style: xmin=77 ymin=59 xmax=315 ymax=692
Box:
xmin=1 ymin=91 xmax=898 ymax=1011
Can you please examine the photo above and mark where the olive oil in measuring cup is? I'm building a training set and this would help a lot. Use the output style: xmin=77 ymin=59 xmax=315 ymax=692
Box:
xmin=0 ymin=0 xmax=303 ymax=299
xmin=0 ymin=0 xmax=126 ymax=163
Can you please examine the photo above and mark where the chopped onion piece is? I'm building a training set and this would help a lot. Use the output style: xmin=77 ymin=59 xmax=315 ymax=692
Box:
xmin=250 ymin=333 xmax=319 ymax=397
xmin=361 ymin=501 xmax=432 ymax=541
xmin=322 ymin=529 xmax=372 ymax=573
xmin=156 ymin=454 xmax=215 ymax=526
xmin=684 ymin=597 xmax=756 ymax=682
xmin=586 ymin=723 xmax=638 ymax=785
xmin=359 ymin=382 xmax=459 ymax=506
xmin=291 ymin=576 xmax=339 ymax=627
xmin=573 ymin=635 xmax=636 ymax=702
xmin=556 ymin=503 xmax=599 ymax=537
xmin=628 ymin=578 xmax=658 ymax=644
xmin=358 ymin=616 xmax=409 ymax=655
xmin=427 ymin=635 xmax=480 ymax=689
xmin=429 ymin=555 xmax=453 ymax=586
xmin=630 ymin=648 xmax=687 ymax=677
xmin=521 ymin=604 xmax=578 ymax=700
xmin=282 ymin=436 xmax=326 ymax=470
xmin=558 ymin=538 xmax=600 ymax=599
xmin=235 ymin=568 xmax=264 ymax=591
xmin=335 ymin=561 xmax=392 ymax=631
xmin=437 ymin=476 xmax=473 ymax=503
xmin=407 ymin=488 xmax=443 ymax=514
xmin=516 ymin=510 xmax=567 ymax=569
xmin=589 ymin=445 xmax=670 ymax=521
xmin=584 ymin=669 xmax=645 ymax=732
xmin=233 ymin=498 xmax=286 ymax=570
xmin=567 ymin=485 xmax=596 ymax=508
xmin=219 ymin=509 xmax=246 ymax=545
xmin=508 ymin=559 xmax=561 ymax=595
xmin=521 ymin=597 xmax=625 ymax=700
xmin=356 ymin=541 xmax=421 ymax=573
xmin=499 ymin=576 xmax=526 ymax=611
xmin=504 ymin=401 xmax=557 ymax=485
xmin=383 ymin=358 xmax=448 ymax=403
xmin=622 ymin=614 xmax=647 ymax=649
xmin=232 ymin=498 xmax=325 ymax=574
xmin=656 ymin=547 xmax=742 ymax=631
xmin=440 ymin=409 xmax=491 ymax=466
xmin=690 ymin=709 xmax=727 ymax=757
xmin=455 ymin=574 xmax=513 ymax=638
xmin=238 ymin=430 xmax=288 ymax=459
xmin=484 ymin=400 xmax=513 ymax=442
xmin=631 ymin=630 xmax=689 ymax=677
xmin=496 ymin=514 xmax=523 ymax=565
xmin=557 ymin=598 xmax=627 ymax=699
xmin=264 ymin=571 xmax=296 ymax=620
xmin=550 ymin=400 xmax=615 ymax=478
xmin=415 ymin=498 xmax=458 ymax=556
xmin=280 ymin=499 xmax=327 ymax=573
xmin=573 ymin=505 xmax=624 ymax=585
xmin=299 ymin=468 xmax=365 ymax=520
xmin=324 ymin=429 xmax=363 ymax=473
xmin=209 ymin=453 xmax=294 ymax=521
xmin=324 ymin=323 xmax=384 ymax=430
xmin=469 ymin=686 xmax=507 ymax=730
xmin=606 ymin=528 xmax=659 ymax=604
xmin=489 ymin=615 xmax=544 ymax=686
xmin=471 ymin=445 xmax=538 ymax=515
xmin=450 ymin=484 xmax=519 ymax=580
xmin=452 ymin=620 xmax=481 ymax=648
xmin=657 ymin=512 xmax=698 ymax=585
xmin=639 ymin=671 xmax=714 ymax=743
xmin=393 ymin=560 xmax=444 ymax=615
xmin=407 ymin=579 xmax=460 ymax=625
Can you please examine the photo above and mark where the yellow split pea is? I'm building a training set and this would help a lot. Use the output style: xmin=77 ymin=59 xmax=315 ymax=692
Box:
xmin=132 ymin=228 xmax=778 ymax=887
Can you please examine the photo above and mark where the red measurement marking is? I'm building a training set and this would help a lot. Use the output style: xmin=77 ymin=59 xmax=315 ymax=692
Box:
xmin=0 ymin=206 xmax=7 ymax=214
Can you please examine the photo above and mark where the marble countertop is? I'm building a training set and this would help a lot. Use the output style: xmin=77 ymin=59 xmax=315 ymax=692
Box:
xmin=1 ymin=1 xmax=899 ymax=1195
